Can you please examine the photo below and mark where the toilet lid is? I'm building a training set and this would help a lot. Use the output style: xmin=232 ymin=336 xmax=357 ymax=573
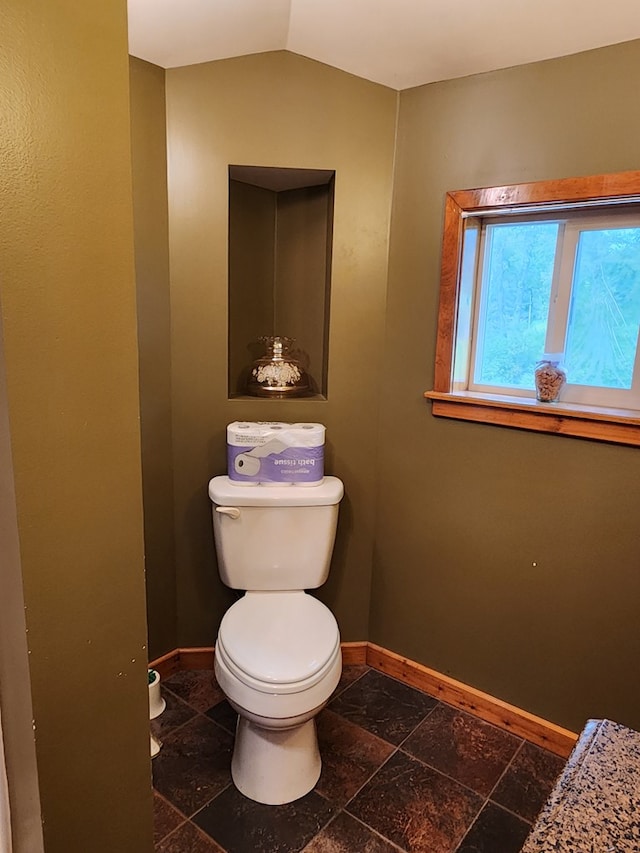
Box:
xmin=217 ymin=592 xmax=340 ymax=687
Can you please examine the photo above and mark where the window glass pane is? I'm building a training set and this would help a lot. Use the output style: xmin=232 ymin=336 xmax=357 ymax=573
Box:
xmin=565 ymin=228 xmax=640 ymax=389
xmin=475 ymin=222 xmax=558 ymax=388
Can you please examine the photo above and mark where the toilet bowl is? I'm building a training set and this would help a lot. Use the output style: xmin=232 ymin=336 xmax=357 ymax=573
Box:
xmin=214 ymin=590 xmax=341 ymax=805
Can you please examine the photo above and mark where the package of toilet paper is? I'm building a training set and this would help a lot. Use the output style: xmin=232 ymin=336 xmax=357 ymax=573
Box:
xmin=227 ymin=422 xmax=325 ymax=485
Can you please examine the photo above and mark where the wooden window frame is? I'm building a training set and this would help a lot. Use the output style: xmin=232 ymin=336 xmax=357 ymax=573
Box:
xmin=424 ymin=170 xmax=640 ymax=446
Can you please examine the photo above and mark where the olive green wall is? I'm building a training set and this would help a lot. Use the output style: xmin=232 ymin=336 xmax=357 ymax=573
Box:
xmin=274 ymin=184 xmax=332 ymax=395
xmin=165 ymin=52 xmax=397 ymax=644
xmin=228 ymin=180 xmax=276 ymax=394
xmin=374 ymin=40 xmax=640 ymax=733
xmin=129 ymin=57 xmax=177 ymax=660
xmin=1 ymin=2 xmax=153 ymax=851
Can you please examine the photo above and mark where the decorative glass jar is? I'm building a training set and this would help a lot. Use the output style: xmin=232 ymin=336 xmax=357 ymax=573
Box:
xmin=534 ymin=354 xmax=566 ymax=403
xmin=247 ymin=336 xmax=309 ymax=398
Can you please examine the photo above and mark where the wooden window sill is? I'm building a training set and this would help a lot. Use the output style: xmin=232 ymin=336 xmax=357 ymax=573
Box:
xmin=424 ymin=390 xmax=640 ymax=446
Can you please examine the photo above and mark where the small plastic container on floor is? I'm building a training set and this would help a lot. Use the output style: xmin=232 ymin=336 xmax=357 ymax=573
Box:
xmin=149 ymin=669 xmax=166 ymax=758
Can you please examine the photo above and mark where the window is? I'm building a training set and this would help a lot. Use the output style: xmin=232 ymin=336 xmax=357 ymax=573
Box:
xmin=425 ymin=171 xmax=640 ymax=446
xmin=465 ymin=209 xmax=640 ymax=408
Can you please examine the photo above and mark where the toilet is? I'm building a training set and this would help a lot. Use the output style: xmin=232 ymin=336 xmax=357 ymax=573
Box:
xmin=208 ymin=474 xmax=344 ymax=805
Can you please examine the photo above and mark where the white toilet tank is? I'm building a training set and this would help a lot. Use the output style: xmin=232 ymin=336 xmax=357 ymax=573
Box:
xmin=208 ymin=476 xmax=344 ymax=590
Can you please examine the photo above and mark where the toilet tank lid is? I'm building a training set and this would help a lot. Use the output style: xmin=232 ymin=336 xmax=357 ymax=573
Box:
xmin=208 ymin=475 xmax=344 ymax=507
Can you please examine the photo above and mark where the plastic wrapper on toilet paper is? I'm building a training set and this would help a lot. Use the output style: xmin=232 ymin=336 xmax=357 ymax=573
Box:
xmin=227 ymin=422 xmax=325 ymax=485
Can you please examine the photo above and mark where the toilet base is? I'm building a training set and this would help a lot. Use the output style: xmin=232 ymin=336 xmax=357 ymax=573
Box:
xmin=231 ymin=716 xmax=321 ymax=805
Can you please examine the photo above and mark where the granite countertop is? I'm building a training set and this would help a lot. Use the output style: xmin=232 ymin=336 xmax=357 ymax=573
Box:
xmin=522 ymin=719 xmax=640 ymax=852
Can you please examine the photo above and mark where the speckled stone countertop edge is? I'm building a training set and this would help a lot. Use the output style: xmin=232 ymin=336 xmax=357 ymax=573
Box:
xmin=522 ymin=718 xmax=640 ymax=852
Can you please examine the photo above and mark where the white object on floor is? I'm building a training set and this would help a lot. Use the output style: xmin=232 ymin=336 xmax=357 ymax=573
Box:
xmin=148 ymin=670 xmax=166 ymax=720
xmin=149 ymin=669 xmax=166 ymax=759
xmin=0 ymin=706 xmax=11 ymax=853
xmin=209 ymin=471 xmax=344 ymax=804
xmin=150 ymin=733 xmax=161 ymax=759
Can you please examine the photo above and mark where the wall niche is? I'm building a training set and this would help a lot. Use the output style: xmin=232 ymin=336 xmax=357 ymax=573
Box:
xmin=228 ymin=165 xmax=335 ymax=399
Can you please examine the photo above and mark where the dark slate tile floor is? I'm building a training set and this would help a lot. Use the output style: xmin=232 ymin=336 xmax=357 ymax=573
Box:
xmin=151 ymin=666 xmax=566 ymax=853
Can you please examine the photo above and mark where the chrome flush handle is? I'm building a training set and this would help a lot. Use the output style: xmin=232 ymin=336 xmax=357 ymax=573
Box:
xmin=215 ymin=506 xmax=241 ymax=519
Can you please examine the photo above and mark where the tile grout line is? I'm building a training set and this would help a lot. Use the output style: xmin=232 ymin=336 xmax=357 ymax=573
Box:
xmin=152 ymin=685 xmax=203 ymax=741
xmin=154 ymin=694 xmax=236 ymax=742
xmin=154 ymin=817 xmax=189 ymax=850
xmin=345 ymin=811 xmax=408 ymax=853
xmin=391 ymin=700 xmax=440 ymax=751
xmin=300 ymin=796 xmax=338 ymax=852
xmin=186 ymin=782 xmax=234 ymax=831
xmin=152 ymin=712 xmax=196 ymax=744
xmin=152 ymin=789 xmax=190 ymax=849
xmin=445 ymin=739 xmax=526 ymax=853
xmin=340 ymin=748 xmax=410 ymax=851
xmin=484 ymin=738 xmax=526 ymax=805
xmin=153 ymin=787 xmax=188 ymax=817
xmin=341 ymin=747 xmax=399 ymax=813
xmin=488 ymin=800 xmax=535 ymax=827
xmin=296 ymin=789 xmax=345 ymax=853
xmin=330 ymin=666 xmax=371 ymax=700
xmin=450 ymin=739 xmax=532 ymax=853
xmin=190 ymin=818 xmax=228 ymax=851
xmin=450 ymin=797 xmax=486 ymax=853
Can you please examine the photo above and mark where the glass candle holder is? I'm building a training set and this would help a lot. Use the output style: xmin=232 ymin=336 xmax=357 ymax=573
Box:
xmin=247 ymin=336 xmax=309 ymax=398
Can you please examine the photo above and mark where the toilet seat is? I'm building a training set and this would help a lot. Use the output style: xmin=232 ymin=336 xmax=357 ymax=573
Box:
xmin=216 ymin=592 xmax=340 ymax=695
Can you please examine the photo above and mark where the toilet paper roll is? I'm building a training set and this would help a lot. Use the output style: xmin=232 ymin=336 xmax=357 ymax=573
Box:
xmin=227 ymin=422 xmax=325 ymax=448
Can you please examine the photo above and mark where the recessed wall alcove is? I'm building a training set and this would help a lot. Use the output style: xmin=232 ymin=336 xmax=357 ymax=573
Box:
xmin=228 ymin=165 xmax=335 ymax=399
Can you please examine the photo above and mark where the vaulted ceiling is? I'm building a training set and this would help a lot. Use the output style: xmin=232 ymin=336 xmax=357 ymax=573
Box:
xmin=127 ymin=0 xmax=640 ymax=90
